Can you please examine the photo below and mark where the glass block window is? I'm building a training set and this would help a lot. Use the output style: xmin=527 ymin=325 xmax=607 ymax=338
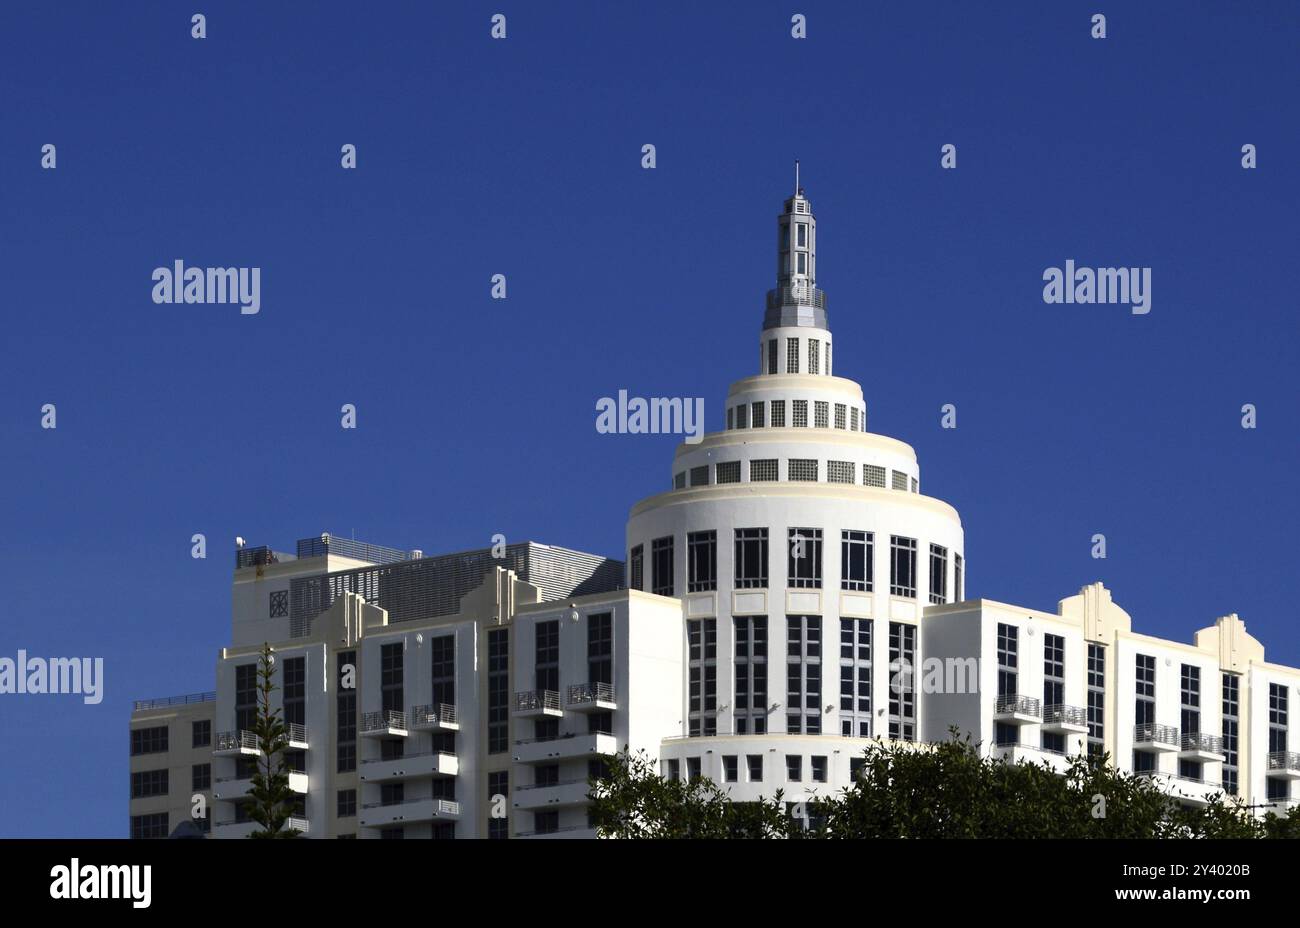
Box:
xmin=808 ymin=339 xmax=820 ymax=375
xmin=674 ymin=472 xmax=686 ymax=489
xmin=716 ymin=461 xmax=741 ymax=484
xmin=786 ymin=337 xmax=800 ymax=373
xmin=768 ymin=339 xmax=778 ymax=375
xmin=827 ymin=460 xmax=855 ymax=484
xmin=792 ymin=400 xmax=808 ymax=428
xmin=770 ymin=400 xmax=786 ymax=427
xmin=826 ymin=343 xmax=831 ymax=375
xmin=850 ymin=407 xmax=859 ymax=431
xmin=750 ymin=459 xmax=778 ymax=482
xmin=834 ymin=404 xmax=846 ymax=429
xmin=689 ymin=465 xmax=709 ymax=487
xmin=751 ymin=402 xmax=765 ymax=429
xmin=864 ymin=464 xmax=886 ymax=488
xmin=911 ymin=477 xmax=918 ymax=493
xmin=788 ymin=459 xmax=818 ymax=482
xmin=891 ymin=470 xmax=909 ymax=491
xmin=814 ymin=401 xmax=829 ymax=428
xmin=727 ymin=407 xmax=734 ymax=430
xmin=736 ymin=404 xmax=748 ymax=429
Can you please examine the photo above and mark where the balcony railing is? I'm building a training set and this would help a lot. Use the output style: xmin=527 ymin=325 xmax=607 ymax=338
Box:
xmin=409 ymin=703 xmax=458 ymax=727
xmin=515 ymin=825 xmax=587 ymax=837
xmin=1267 ymin=751 xmax=1300 ymax=771
xmin=132 ymin=691 xmax=216 ymax=712
xmin=567 ymin=681 xmax=616 ymax=708
xmin=515 ymin=690 xmax=561 ymax=713
xmin=516 ymin=777 xmax=589 ymax=792
xmin=994 ymin=694 xmax=1041 ymax=717
xmin=1134 ymin=723 xmax=1179 ymax=745
xmin=766 ymin=284 xmax=827 ymax=311
xmin=362 ymin=710 xmax=407 ymax=734
xmin=285 ymin=722 xmax=308 ymax=746
xmin=285 ymin=816 xmax=309 ymax=833
xmin=216 ymin=730 xmax=259 ymax=752
xmin=1181 ymin=732 xmax=1224 ymax=754
xmin=360 ymin=798 xmax=460 ymax=816
xmin=1043 ymin=704 xmax=1087 ymax=727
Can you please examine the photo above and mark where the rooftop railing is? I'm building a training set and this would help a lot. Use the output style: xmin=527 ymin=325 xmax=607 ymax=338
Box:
xmin=132 ymin=691 xmax=215 ymax=712
xmin=235 ymin=546 xmax=296 ymax=569
xmin=766 ymin=285 xmax=827 ymax=310
xmin=295 ymin=535 xmax=410 ymax=565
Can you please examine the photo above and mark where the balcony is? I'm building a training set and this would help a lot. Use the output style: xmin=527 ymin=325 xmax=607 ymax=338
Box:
xmin=514 ymin=690 xmax=563 ymax=719
xmin=991 ymin=743 xmax=1072 ymax=776
xmin=993 ymin=695 xmax=1041 ymax=725
xmin=1041 ymin=704 xmax=1088 ymax=735
xmin=359 ymin=751 xmax=459 ymax=783
xmin=212 ymin=771 xmax=309 ymax=800
xmin=567 ymin=682 xmax=617 ymax=713
xmin=212 ymin=816 xmax=308 ymax=836
xmin=213 ymin=730 xmax=260 ymax=757
xmin=513 ymin=732 xmax=618 ymax=765
xmin=358 ymin=798 xmax=461 ymax=828
xmin=409 ymin=703 xmax=459 ymax=732
xmin=1266 ymin=751 xmax=1300 ymax=779
xmin=512 ymin=778 xmax=591 ymax=810
xmin=361 ymin=710 xmax=408 ymax=738
xmin=1179 ymin=733 xmax=1226 ymax=763
xmin=1138 ymin=771 xmax=1220 ymax=807
xmin=1133 ymin=723 xmax=1180 ymax=753
xmin=285 ymin=722 xmax=309 ymax=750
xmin=515 ymin=825 xmax=596 ymax=839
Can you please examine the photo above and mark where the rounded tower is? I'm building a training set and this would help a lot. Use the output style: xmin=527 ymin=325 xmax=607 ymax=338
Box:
xmin=625 ymin=174 xmax=965 ymax=799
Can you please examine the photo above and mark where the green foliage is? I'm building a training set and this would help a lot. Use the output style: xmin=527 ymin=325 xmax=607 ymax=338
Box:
xmin=246 ymin=643 xmax=302 ymax=839
xmin=590 ymin=731 xmax=1300 ymax=839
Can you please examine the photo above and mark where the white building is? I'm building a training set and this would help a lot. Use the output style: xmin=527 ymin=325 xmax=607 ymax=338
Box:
xmin=129 ymin=182 xmax=1300 ymax=838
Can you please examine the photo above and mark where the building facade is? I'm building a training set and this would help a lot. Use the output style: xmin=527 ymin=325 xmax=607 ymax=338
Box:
xmin=130 ymin=184 xmax=1300 ymax=837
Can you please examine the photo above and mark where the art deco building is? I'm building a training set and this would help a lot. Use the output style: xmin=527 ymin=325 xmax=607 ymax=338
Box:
xmin=129 ymin=183 xmax=1300 ymax=838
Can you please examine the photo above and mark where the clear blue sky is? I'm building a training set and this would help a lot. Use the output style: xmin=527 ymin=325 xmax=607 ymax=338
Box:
xmin=0 ymin=1 xmax=1295 ymax=836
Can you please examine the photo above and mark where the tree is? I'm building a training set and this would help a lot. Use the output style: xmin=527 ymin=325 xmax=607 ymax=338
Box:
xmin=590 ymin=731 xmax=1300 ymax=839
xmin=246 ymin=643 xmax=302 ymax=838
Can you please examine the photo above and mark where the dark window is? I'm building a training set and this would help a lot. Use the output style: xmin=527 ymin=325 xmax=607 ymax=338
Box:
xmin=889 ymin=536 xmax=917 ymax=598
xmin=191 ymin=719 xmax=211 ymax=748
xmin=431 ymin=634 xmax=455 ymax=709
xmin=381 ymin=643 xmax=403 ymax=715
xmin=1222 ymin=673 xmax=1239 ymax=795
xmin=687 ymin=619 xmax=717 ymax=737
xmin=234 ymin=662 xmax=257 ymax=732
xmin=1135 ymin=654 xmax=1156 ymax=727
xmin=785 ymin=616 xmax=822 ymax=734
xmin=687 ymin=531 xmax=717 ymax=593
xmin=629 ymin=544 xmax=643 ymax=591
xmin=811 ymin=756 xmax=827 ymax=782
xmin=130 ymin=813 xmax=168 ymax=839
xmin=723 ymin=755 xmax=738 ymax=782
xmin=337 ymin=789 xmax=356 ymax=818
xmin=888 ymin=622 xmax=916 ymax=741
xmin=651 ymin=536 xmax=674 ymax=596
xmin=996 ymin=624 xmax=1018 ymax=697
xmin=1042 ymin=634 xmax=1065 ymax=753
xmin=488 ymin=770 xmax=509 ymax=839
xmin=192 ymin=763 xmax=210 ymax=792
xmin=488 ymin=628 xmax=509 ymax=753
xmin=747 ymin=755 xmax=763 ymax=781
xmin=131 ymin=769 xmax=168 ymax=798
xmin=734 ymin=616 xmax=768 ymax=735
xmin=130 ymin=726 xmax=168 ymax=756
xmin=954 ymin=553 xmax=964 ymax=601
xmin=588 ymin=613 xmax=613 ymax=686
xmin=787 ymin=528 xmax=822 ymax=589
xmin=734 ymin=528 xmax=768 ymax=589
xmin=928 ymin=544 xmax=948 ymax=604
xmin=337 ymin=650 xmax=357 ymax=773
xmin=768 ymin=339 xmax=778 ymax=375
xmin=269 ymin=590 xmax=289 ymax=618
xmin=535 ymin=620 xmax=559 ymax=692
xmin=839 ymin=618 xmax=872 ymax=738
xmin=1087 ymin=644 xmax=1105 ymax=758
xmin=840 ymin=531 xmax=872 ymax=592
xmin=1269 ymin=683 xmax=1289 ymax=754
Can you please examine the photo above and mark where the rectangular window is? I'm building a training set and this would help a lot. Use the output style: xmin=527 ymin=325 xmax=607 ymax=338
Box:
xmin=787 ymin=528 xmax=822 ymax=589
xmin=687 ymin=619 xmax=717 ymax=737
xmin=1042 ymin=634 xmax=1065 ymax=754
xmin=850 ymin=407 xmax=859 ymax=431
xmin=768 ymin=339 xmax=778 ymax=375
xmin=808 ymin=339 xmax=820 ymax=375
xmin=689 ymin=465 xmax=709 ymax=487
xmin=770 ymin=400 xmax=786 ymax=428
xmin=651 ymin=536 xmax=674 ymax=596
xmin=928 ymin=544 xmax=948 ymax=605
xmin=911 ymin=477 xmax=918 ymax=493
xmin=131 ymin=769 xmax=168 ymax=799
xmin=488 ymin=628 xmax=509 ymax=754
xmin=192 ymin=763 xmax=210 ymax=792
xmin=996 ymin=623 xmax=1019 ymax=698
xmin=811 ymin=756 xmax=827 ymax=782
xmin=1087 ymin=643 xmax=1105 ymax=758
xmin=1135 ymin=654 xmax=1156 ymax=727
xmin=723 ymin=755 xmax=738 ymax=782
xmin=840 ymin=530 xmax=873 ymax=592
xmin=1269 ymin=683 xmax=1289 ymax=754
xmin=834 ymin=404 xmax=846 ymax=429
xmin=863 ymin=464 xmax=886 ymax=488
xmin=750 ymin=459 xmax=778 ymax=482
xmin=535 ymin=620 xmax=559 ymax=693
xmin=283 ymin=655 xmax=305 ymax=728
xmin=786 ymin=755 xmax=802 ymax=781
xmin=891 ymin=470 xmax=909 ymax=491
xmin=888 ymin=622 xmax=915 ymax=741
xmin=814 ymin=401 xmax=828 ymax=428
xmin=688 ymin=531 xmax=717 ymax=592
xmin=786 ymin=337 xmax=800 ymax=373
xmin=192 ymin=720 xmax=211 ymax=748
xmin=889 ymin=536 xmax=917 ymax=598
xmin=686 ymin=757 xmax=701 ymax=781
xmin=337 ymin=788 xmax=356 ymax=818
xmin=785 ymin=616 xmax=822 ymax=734
xmin=792 ymin=400 xmax=808 ymax=428
xmin=337 ymin=650 xmax=356 ymax=772
xmin=734 ymin=617 xmax=768 ymax=735
xmin=487 ymin=771 xmax=509 ymax=839
xmin=839 ymin=618 xmax=872 ymax=738
xmin=381 ymin=643 xmax=403 ymax=715
xmin=751 ymin=402 xmax=765 ymax=429
xmin=431 ymin=634 xmax=455 ymax=709
xmin=727 ymin=407 xmax=734 ymax=430
xmin=130 ymin=726 xmax=168 ymax=756
xmin=788 ymin=459 xmax=818 ymax=482
xmin=747 ymin=754 xmax=763 ymax=781
xmin=588 ymin=613 xmax=613 ymax=686
xmin=1222 ymin=673 xmax=1239 ymax=795
xmin=715 ymin=461 xmax=741 ymax=484
xmin=736 ymin=404 xmax=748 ymax=429
xmin=629 ymin=544 xmax=643 ymax=591
xmin=797 ymin=224 xmax=807 ymax=247
xmin=674 ymin=472 xmax=686 ymax=489
xmin=954 ymin=554 xmax=963 ymax=601
xmin=827 ymin=460 xmax=854 ymax=484
xmin=734 ymin=528 xmax=769 ymax=589
xmin=234 ymin=662 xmax=257 ymax=732
xmin=130 ymin=813 xmax=168 ymax=840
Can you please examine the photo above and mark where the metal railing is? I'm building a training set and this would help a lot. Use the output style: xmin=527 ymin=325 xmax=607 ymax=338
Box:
xmin=994 ymin=694 xmax=1041 ymax=717
xmin=133 ymin=691 xmax=216 ymax=711
xmin=409 ymin=703 xmax=458 ymax=727
xmin=567 ymin=681 xmax=616 ymax=707
xmin=295 ymin=534 xmax=410 ymax=565
xmin=360 ymin=749 xmax=455 ymax=766
xmin=515 ymin=825 xmax=587 ymax=837
xmin=436 ymin=800 xmax=460 ymax=816
xmin=1181 ymin=732 xmax=1224 ymax=754
xmin=1134 ymin=722 xmax=1179 ymax=745
xmin=285 ymin=816 xmax=309 ymax=833
xmin=516 ymin=777 xmax=589 ymax=792
xmin=235 ymin=546 xmax=296 ymax=569
xmin=360 ymin=798 xmax=460 ymax=816
xmin=362 ymin=710 xmax=406 ymax=733
xmin=766 ymin=285 xmax=827 ymax=310
xmin=1267 ymin=751 xmax=1300 ymax=771
xmin=515 ymin=690 xmax=561 ymax=713
xmin=285 ymin=722 xmax=308 ymax=745
xmin=216 ymin=730 xmax=259 ymax=752
xmin=1043 ymin=704 xmax=1086 ymax=727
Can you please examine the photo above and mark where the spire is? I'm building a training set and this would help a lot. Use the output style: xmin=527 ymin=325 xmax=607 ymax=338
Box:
xmin=764 ymin=172 xmax=827 ymax=330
